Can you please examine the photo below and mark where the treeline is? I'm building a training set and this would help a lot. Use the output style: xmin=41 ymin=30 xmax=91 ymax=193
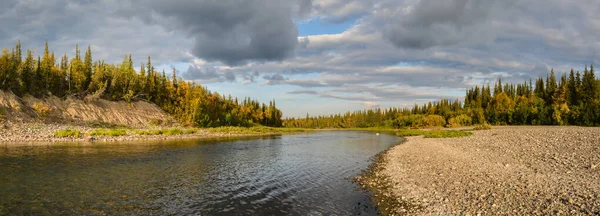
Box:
xmin=283 ymin=66 xmax=600 ymax=128
xmin=0 ymin=41 xmax=282 ymax=127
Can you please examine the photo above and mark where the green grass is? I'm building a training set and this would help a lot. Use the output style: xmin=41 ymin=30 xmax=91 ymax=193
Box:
xmin=133 ymin=128 xmax=198 ymax=136
xmin=87 ymin=121 xmax=130 ymax=129
xmin=89 ymin=128 xmax=127 ymax=136
xmin=396 ymin=129 xmax=426 ymax=137
xmin=422 ymin=130 xmax=473 ymax=138
xmin=392 ymin=129 xmax=474 ymax=138
xmin=207 ymin=126 xmax=311 ymax=134
xmin=133 ymin=130 xmax=162 ymax=135
xmin=54 ymin=129 xmax=82 ymax=138
xmin=342 ymin=127 xmax=398 ymax=132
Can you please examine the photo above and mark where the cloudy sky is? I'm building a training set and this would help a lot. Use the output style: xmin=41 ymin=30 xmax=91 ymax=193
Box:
xmin=1 ymin=0 xmax=599 ymax=117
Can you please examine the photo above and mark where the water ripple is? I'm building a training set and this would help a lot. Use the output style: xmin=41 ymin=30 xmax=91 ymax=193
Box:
xmin=0 ymin=131 xmax=401 ymax=215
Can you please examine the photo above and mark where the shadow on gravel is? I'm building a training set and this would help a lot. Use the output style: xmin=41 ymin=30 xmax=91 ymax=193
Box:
xmin=353 ymin=141 xmax=423 ymax=215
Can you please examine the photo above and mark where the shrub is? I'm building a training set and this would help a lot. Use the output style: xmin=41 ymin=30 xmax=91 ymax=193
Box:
xmin=0 ymin=106 xmax=7 ymax=120
xmin=134 ymin=130 xmax=162 ymax=135
xmin=54 ymin=129 xmax=82 ymax=138
xmin=447 ymin=114 xmax=473 ymax=128
xmin=161 ymin=128 xmax=184 ymax=135
xmin=415 ymin=115 xmax=446 ymax=128
xmin=473 ymin=123 xmax=492 ymax=130
xmin=89 ymin=129 xmax=127 ymax=136
xmin=148 ymin=119 xmax=163 ymax=126
xmin=32 ymin=102 xmax=52 ymax=117
xmin=397 ymin=114 xmax=424 ymax=128
xmin=87 ymin=121 xmax=127 ymax=129
xmin=134 ymin=128 xmax=198 ymax=136
xmin=207 ymin=126 xmax=308 ymax=134
xmin=396 ymin=129 xmax=473 ymax=138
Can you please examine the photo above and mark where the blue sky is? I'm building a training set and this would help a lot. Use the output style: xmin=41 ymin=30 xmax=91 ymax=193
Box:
xmin=297 ymin=18 xmax=357 ymax=36
xmin=2 ymin=0 xmax=599 ymax=118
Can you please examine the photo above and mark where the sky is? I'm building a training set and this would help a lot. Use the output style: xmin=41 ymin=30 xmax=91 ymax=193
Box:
xmin=1 ymin=0 xmax=600 ymax=118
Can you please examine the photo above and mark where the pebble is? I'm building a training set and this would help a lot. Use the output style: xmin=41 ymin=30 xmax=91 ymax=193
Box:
xmin=378 ymin=126 xmax=600 ymax=215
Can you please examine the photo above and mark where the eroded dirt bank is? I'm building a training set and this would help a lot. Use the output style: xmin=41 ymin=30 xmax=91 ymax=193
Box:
xmin=0 ymin=91 xmax=274 ymax=144
xmin=375 ymin=126 xmax=600 ymax=215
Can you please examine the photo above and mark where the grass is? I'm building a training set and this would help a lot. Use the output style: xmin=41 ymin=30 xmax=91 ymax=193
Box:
xmin=396 ymin=129 xmax=473 ymax=138
xmin=422 ymin=130 xmax=473 ymax=138
xmin=89 ymin=128 xmax=127 ymax=136
xmin=133 ymin=128 xmax=198 ymax=136
xmin=339 ymin=127 xmax=473 ymax=138
xmin=87 ymin=121 xmax=130 ymax=129
xmin=207 ymin=126 xmax=311 ymax=134
xmin=54 ymin=129 xmax=82 ymax=138
xmin=338 ymin=127 xmax=474 ymax=138
xmin=395 ymin=129 xmax=427 ymax=137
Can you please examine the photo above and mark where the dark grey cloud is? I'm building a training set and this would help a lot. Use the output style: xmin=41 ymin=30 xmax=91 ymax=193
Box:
xmin=263 ymin=73 xmax=286 ymax=81
xmin=383 ymin=0 xmax=514 ymax=49
xmin=4 ymin=0 xmax=600 ymax=117
xmin=242 ymin=71 xmax=260 ymax=84
xmin=0 ymin=0 xmax=193 ymax=66
xmin=127 ymin=0 xmax=311 ymax=65
xmin=184 ymin=64 xmax=236 ymax=82
xmin=285 ymin=83 xmax=451 ymax=104
xmin=311 ymin=0 xmax=375 ymax=23
xmin=0 ymin=0 xmax=98 ymax=43
xmin=287 ymin=89 xmax=318 ymax=95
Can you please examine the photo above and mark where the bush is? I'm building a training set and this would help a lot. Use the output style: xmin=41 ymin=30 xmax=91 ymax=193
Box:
xmin=54 ymin=129 xmax=82 ymax=138
xmin=397 ymin=114 xmax=424 ymax=128
xmin=447 ymin=114 xmax=473 ymax=128
xmin=89 ymin=129 xmax=127 ymax=136
xmin=148 ymin=119 xmax=163 ymax=126
xmin=0 ymin=106 xmax=7 ymax=120
xmin=134 ymin=128 xmax=198 ymax=136
xmin=473 ymin=123 xmax=492 ymax=130
xmin=134 ymin=130 xmax=162 ymax=135
xmin=396 ymin=129 xmax=473 ymax=138
xmin=415 ymin=115 xmax=446 ymax=128
xmin=32 ymin=102 xmax=52 ymax=117
xmin=207 ymin=126 xmax=308 ymax=134
xmin=87 ymin=121 xmax=127 ymax=129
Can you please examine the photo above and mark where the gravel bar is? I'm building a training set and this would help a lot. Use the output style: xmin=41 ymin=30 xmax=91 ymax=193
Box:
xmin=382 ymin=126 xmax=600 ymax=215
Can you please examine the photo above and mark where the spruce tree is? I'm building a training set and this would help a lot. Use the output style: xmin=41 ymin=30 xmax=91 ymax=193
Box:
xmin=83 ymin=45 xmax=93 ymax=89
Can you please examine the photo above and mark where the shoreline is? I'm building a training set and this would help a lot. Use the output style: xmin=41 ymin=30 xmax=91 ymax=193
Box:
xmin=354 ymin=137 xmax=424 ymax=215
xmin=0 ymin=122 xmax=295 ymax=145
xmin=359 ymin=126 xmax=600 ymax=215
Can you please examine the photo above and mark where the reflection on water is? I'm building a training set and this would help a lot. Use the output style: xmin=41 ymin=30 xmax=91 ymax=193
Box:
xmin=0 ymin=131 xmax=400 ymax=215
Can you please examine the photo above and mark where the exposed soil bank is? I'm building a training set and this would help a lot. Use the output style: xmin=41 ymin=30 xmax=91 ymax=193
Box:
xmin=0 ymin=91 xmax=279 ymax=144
xmin=363 ymin=126 xmax=600 ymax=215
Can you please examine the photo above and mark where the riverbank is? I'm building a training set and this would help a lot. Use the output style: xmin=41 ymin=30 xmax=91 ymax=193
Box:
xmin=0 ymin=122 xmax=310 ymax=144
xmin=365 ymin=126 xmax=600 ymax=215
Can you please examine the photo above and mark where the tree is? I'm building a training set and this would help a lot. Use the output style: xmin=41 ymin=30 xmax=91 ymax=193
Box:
xmin=83 ymin=45 xmax=93 ymax=89
xmin=568 ymin=69 xmax=578 ymax=106
xmin=545 ymin=69 xmax=557 ymax=106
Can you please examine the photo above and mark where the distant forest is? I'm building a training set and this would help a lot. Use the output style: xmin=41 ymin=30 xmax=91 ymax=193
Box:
xmin=0 ymin=41 xmax=282 ymax=127
xmin=284 ymin=67 xmax=600 ymax=128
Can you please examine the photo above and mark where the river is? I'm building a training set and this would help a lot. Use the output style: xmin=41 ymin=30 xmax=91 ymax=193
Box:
xmin=0 ymin=131 xmax=401 ymax=215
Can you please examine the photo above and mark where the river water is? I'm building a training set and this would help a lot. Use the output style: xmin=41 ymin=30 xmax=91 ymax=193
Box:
xmin=0 ymin=131 xmax=400 ymax=215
